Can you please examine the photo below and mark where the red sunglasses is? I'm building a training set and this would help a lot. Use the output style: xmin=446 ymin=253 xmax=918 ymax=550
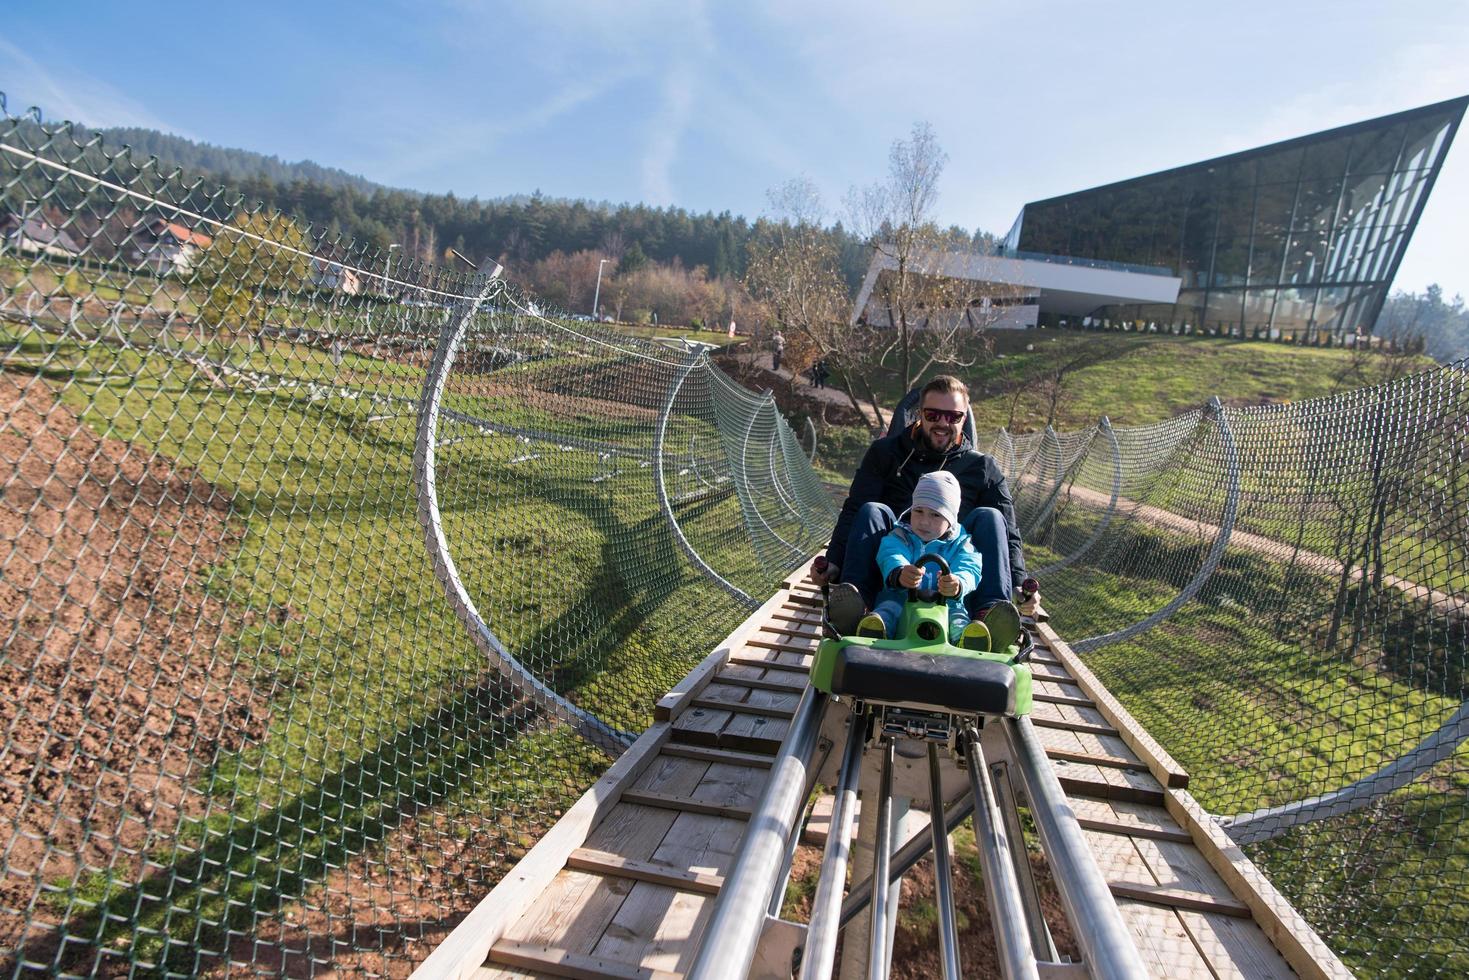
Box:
xmin=921 ymin=407 xmax=966 ymax=425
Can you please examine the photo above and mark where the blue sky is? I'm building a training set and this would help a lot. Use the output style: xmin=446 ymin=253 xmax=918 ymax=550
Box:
xmin=4 ymin=0 xmax=1468 ymax=298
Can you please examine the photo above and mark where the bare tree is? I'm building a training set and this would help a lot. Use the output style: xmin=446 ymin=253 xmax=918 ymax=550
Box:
xmin=848 ymin=122 xmax=990 ymax=392
xmin=746 ymin=178 xmax=887 ymax=431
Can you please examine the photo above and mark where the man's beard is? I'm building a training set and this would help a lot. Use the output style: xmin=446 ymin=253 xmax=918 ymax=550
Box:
xmin=921 ymin=426 xmax=958 ymax=452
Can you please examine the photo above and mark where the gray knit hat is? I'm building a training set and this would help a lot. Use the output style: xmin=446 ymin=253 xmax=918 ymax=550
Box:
xmin=911 ymin=471 xmax=961 ymax=530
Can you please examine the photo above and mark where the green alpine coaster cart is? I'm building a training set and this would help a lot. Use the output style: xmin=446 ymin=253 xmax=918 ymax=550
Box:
xmin=811 ymin=554 xmax=1033 ymax=725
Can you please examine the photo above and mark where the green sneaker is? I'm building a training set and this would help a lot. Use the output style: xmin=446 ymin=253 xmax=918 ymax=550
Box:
xmin=857 ymin=613 xmax=887 ymax=639
xmin=981 ymin=600 xmax=1023 ymax=652
xmin=959 ymin=619 xmax=991 ymax=651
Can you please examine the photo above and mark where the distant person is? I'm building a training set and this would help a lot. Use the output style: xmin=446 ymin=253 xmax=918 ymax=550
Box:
xmin=814 ymin=359 xmax=829 ymax=389
xmin=812 ymin=375 xmax=1035 ymax=651
xmin=771 ymin=330 xmax=786 ymax=373
xmin=856 ymin=471 xmax=992 ymax=650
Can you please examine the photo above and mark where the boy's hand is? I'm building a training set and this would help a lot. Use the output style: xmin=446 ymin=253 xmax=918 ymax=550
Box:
xmin=809 ymin=557 xmax=840 ymax=585
xmin=937 ymin=573 xmax=961 ymax=597
xmin=897 ymin=564 xmax=923 ymax=589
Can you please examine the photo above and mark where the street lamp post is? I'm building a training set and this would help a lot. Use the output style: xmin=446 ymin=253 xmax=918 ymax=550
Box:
xmin=592 ymin=258 xmax=609 ymax=321
xmin=385 ymin=243 xmax=402 ymax=297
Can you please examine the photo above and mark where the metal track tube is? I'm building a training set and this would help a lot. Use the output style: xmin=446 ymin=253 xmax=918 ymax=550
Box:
xmin=964 ymin=728 xmax=1039 ymax=980
xmin=867 ymin=740 xmax=896 ymax=980
xmin=928 ymin=745 xmax=963 ymax=980
xmin=1005 ymin=716 xmax=1148 ymax=979
xmin=688 ymin=689 xmax=829 ymax=980
xmin=839 ymin=795 xmax=976 ymax=927
xmin=992 ymin=759 xmax=1059 ymax=961
xmin=799 ymin=714 xmax=867 ymax=980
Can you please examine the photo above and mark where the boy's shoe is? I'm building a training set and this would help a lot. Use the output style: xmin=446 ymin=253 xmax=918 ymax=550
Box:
xmin=827 ymin=582 xmax=866 ymax=637
xmin=959 ymin=619 xmax=991 ymax=651
xmin=980 ymin=599 xmax=1023 ymax=652
xmin=857 ymin=614 xmax=887 ymax=639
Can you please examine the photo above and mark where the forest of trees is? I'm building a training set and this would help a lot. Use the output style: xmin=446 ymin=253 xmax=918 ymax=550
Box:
xmin=8 ymin=118 xmax=1467 ymax=363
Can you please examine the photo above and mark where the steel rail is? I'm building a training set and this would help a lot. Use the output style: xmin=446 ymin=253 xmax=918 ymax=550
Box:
xmin=687 ymin=689 xmax=829 ymax=980
xmin=964 ymin=727 xmax=1039 ymax=980
xmin=413 ymin=271 xmax=632 ymax=756
xmin=1004 ymin=715 xmax=1148 ymax=979
xmin=929 ymin=744 xmax=964 ymax=980
xmin=653 ymin=351 xmax=760 ymax=609
xmin=799 ymin=712 xmax=867 ymax=980
xmin=868 ymin=739 xmax=897 ymax=980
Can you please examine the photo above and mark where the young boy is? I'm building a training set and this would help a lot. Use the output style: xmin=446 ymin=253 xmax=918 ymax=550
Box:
xmin=854 ymin=471 xmax=992 ymax=651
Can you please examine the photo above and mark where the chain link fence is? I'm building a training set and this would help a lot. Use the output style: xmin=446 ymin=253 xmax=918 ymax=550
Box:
xmin=3 ymin=101 xmax=1467 ymax=977
xmin=988 ymin=366 xmax=1468 ymax=976
xmin=0 ymin=104 xmax=833 ymax=976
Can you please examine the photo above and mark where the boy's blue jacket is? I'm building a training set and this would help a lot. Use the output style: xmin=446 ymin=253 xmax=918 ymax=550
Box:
xmin=875 ymin=522 xmax=983 ymax=617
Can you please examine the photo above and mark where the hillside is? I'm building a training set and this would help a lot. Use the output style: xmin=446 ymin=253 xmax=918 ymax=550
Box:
xmin=809 ymin=331 xmax=1438 ymax=479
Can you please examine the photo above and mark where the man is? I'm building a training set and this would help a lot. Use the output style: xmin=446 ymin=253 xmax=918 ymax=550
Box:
xmin=810 ymin=375 xmax=1035 ymax=647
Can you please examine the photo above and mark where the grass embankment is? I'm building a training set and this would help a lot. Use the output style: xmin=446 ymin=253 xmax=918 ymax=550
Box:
xmin=809 ymin=330 xmax=1438 ymax=481
xmin=3 ymin=320 xmax=800 ymax=971
xmin=1024 ymin=510 xmax=1467 ymax=977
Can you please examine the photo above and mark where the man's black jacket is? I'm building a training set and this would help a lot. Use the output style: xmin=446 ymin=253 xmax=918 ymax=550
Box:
xmin=825 ymin=424 xmax=1027 ymax=588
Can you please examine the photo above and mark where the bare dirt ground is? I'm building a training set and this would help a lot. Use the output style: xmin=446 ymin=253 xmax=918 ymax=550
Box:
xmin=783 ymin=840 xmax=1080 ymax=977
xmin=0 ymin=372 xmax=268 ymax=965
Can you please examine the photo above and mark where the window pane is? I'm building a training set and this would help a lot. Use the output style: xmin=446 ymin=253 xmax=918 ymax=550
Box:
xmin=1258 ymin=146 xmax=1304 ymax=184
xmin=1205 ymin=289 xmax=1243 ymax=334
xmin=1300 ymin=136 xmax=1350 ymax=181
xmin=1400 ymin=115 xmax=1452 ymax=170
xmin=1348 ymin=122 xmax=1406 ymax=175
xmin=1273 ymin=287 xmax=1317 ymax=335
xmin=1213 ymin=236 xmax=1250 ymax=286
xmin=1292 ymin=178 xmax=1343 ymax=230
xmin=1243 ymin=288 xmax=1277 ymax=338
xmin=1313 ymin=285 xmax=1355 ymax=334
xmin=1283 ymin=231 xmax=1329 ymax=284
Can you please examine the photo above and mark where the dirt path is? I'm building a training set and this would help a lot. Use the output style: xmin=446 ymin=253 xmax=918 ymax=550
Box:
xmin=1049 ymin=479 xmax=1464 ymax=617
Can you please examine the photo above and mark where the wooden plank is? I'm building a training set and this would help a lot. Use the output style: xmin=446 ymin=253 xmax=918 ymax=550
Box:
xmin=726 ymin=653 xmax=809 ymax=674
xmin=689 ymin=697 xmax=795 ymax=719
xmin=745 ymin=637 xmax=817 ymax=656
xmin=1081 ymin=828 xmax=1214 ymax=978
xmin=1177 ymin=911 xmax=1298 ymax=979
xmin=589 ymin=764 xmax=767 ymax=972
xmin=488 ymin=940 xmax=678 ymax=980
xmin=1039 ymin=621 xmax=1190 ymax=789
xmin=618 ymin=790 xmax=753 ymax=821
xmin=497 ymin=759 xmax=717 ymax=957
xmin=1044 ymin=748 xmax=1150 ymax=773
xmin=1058 ymin=775 xmax=1165 ymax=807
xmin=1030 ymin=715 xmax=1121 ymax=738
xmin=1108 ymin=880 xmax=1251 ymax=918
xmin=565 ymin=848 xmax=724 ymax=896
xmin=1076 ymin=817 xmax=1193 ymax=845
xmin=658 ymin=744 xmax=774 ymax=769
xmin=1161 ymin=788 xmax=1355 ymax=979
xmin=1034 ymin=691 xmax=1097 ymax=708
xmin=652 ymin=647 xmax=729 ymax=722
xmin=711 ymin=671 xmax=807 ymax=694
xmin=1115 ymin=900 xmax=1215 ymax=979
xmin=412 ymin=723 xmax=675 ymax=980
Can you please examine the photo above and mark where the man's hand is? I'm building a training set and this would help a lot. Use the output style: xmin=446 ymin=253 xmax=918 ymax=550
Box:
xmin=1018 ymin=577 xmax=1040 ymax=612
xmin=897 ymin=564 xmax=923 ymax=589
xmin=810 ymin=557 xmax=840 ymax=586
xmin=937 ymin=573 xmax=961 ymax=597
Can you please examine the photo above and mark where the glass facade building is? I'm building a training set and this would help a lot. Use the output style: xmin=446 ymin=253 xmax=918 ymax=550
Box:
xmin=1004 ymin=97 xmax=1467 ymax=339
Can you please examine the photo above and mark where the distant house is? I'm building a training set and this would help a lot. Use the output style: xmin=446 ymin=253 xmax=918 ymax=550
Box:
xmin=129 ymin=218 xmax=214 ymax=275
xmin=311 ymin=258 xmax=362 ymax=295
xmin=1 ymin=213 xmax=83 ymax=260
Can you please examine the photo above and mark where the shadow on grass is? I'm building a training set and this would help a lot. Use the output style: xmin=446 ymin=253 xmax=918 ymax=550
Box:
xmin=26 ymin=676 xmax=536 ymax=977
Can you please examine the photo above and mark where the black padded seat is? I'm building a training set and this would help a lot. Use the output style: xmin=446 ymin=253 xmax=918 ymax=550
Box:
xmin=830 ymin=646 xmax=1016 ymax=715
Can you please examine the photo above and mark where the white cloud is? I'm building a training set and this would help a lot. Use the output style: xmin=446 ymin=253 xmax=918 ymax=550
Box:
xmin=0 ymin=34 xmax=183 ymax=133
